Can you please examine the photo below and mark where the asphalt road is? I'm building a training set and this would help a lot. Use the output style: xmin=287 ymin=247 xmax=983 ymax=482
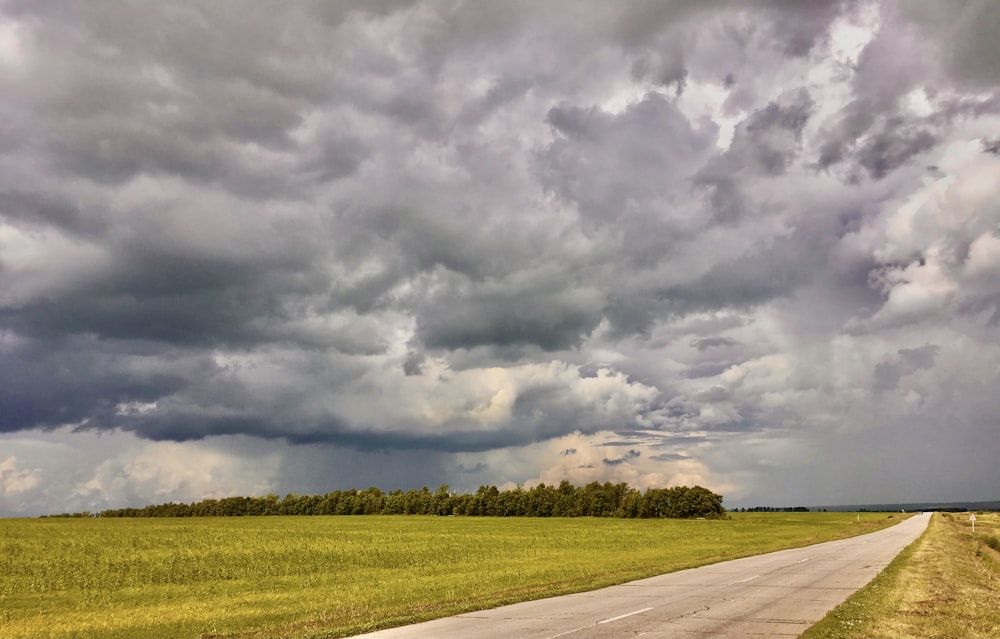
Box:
xmin=355 ymin=511 xmax=930 ymax=639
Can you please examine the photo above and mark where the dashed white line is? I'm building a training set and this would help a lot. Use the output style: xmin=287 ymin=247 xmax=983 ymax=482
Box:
xmin=597 ymin=607 xmax=654 ymax=624
xmin=547 ymin=607 xmax=656 ymax=639
xmin=731 ymin=575 xmax=760 ymax=585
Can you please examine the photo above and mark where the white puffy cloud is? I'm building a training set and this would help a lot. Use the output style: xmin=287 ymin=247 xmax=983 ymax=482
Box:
xmin=0 ymin=429 xmax=282 ymax=516
xmin=0 ymin=456 xmax=40 ymax=495
xmin=853 ymin=143 xmax=1000 ymax=330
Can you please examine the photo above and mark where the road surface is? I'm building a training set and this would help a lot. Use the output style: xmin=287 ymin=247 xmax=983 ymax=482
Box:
xmin=355 ymin=512 xmax=930 ymax=639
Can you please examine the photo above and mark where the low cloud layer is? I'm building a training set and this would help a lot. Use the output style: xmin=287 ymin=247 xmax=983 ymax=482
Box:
xmin=2 ymin=1 xmax=999 ymax=515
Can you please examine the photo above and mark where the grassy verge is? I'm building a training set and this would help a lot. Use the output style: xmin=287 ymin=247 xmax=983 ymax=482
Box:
xmin=1 ymin=512 xmax=903 ymax=639
xmin=801 ymin=511 xmax=1000 ymax=639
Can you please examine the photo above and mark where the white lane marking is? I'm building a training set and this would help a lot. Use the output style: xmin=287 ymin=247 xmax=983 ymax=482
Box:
xmin=549 ymin=625 xmax=590 ymax=639
xmin=731 ymin=575 xmax=759 ymax=584
xmin=795 ymin=558 xmax=810 ymax=564
xmin=597 ymin=607 xmax=654 ymax=624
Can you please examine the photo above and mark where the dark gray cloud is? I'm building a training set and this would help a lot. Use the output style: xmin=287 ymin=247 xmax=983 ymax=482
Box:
xmin=873 ymin=344 xmax=940 ymax=393
xmin=457 ymin=462 xmax=488 ymax=475
xmin=719 ymin=89 xmax=814 ymax=176
xmin=603 ymin=450 xmax=640 ymax=466
xmin=897 ymin=1 xmax=1000 ymax=89
xmin=660 ymin=238 xmax=817 ymax=313
xmin=690 ymin=336 xmax=740 ymax=351
xmin=402 ymin=351 xmax=426 ymax=376
xmin=855 ymin=119 xmax=938 ymax=180
xmin=650 ymin=452 xmax=690 ymax=463
xmin=696 ymin=386 xmax=732 ymax=403
xmin=2 ymin=0 xmax=1000 ymax=515
xmin=683 ymin=361 xmax=740 ymax=379
xmin=416 ymin=281 xmax=605 ymax=351
xmin=540 ymin=92 xmax=717 ymax=249
xmin=0 ymin=337 xmax=189 ymax=433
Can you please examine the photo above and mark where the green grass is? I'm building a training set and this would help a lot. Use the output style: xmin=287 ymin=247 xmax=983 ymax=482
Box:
xmin=1 ymin=512 xmax=904 ymax=639
xmin=801 ymin=511 xmax=1000 ymax=639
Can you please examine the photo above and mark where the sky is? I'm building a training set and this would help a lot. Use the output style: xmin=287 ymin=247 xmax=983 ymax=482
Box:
xmin=2 ymin=0 xmax=999 ymax=517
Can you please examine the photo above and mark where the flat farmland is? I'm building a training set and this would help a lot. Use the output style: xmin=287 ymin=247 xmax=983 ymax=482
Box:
xmin=0 ymin=513 xmax=906 ymax=639
xmin=802 ymin=511 xmax=1000 ymax=638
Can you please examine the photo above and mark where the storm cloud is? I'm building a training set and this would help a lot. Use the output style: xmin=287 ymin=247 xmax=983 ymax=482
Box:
xmin=2 ymin=0 xmax=1000 ymax=515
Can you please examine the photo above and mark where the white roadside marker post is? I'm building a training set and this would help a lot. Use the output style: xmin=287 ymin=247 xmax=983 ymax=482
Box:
xmin=970 ymin=513 xmax=976 ymax=533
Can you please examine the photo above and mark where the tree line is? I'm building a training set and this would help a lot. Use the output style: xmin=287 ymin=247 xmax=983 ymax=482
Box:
xmin=96 ymin=481 xmax=726 ymax=519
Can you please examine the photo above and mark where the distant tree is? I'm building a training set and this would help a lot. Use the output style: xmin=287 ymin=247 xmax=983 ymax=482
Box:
xmin=96 ymin=482 xmax=726 ymax=520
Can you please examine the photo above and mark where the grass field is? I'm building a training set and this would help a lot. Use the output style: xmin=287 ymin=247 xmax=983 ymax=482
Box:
xmin=801 ymin=511 xmax=1000 ymax=639
xmin=1 ymin=512 xmax=904 ymax=639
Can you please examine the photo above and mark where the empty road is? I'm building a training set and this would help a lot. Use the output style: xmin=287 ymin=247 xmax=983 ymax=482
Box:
xmin=355 ymin=512 xmax=930 ymax=638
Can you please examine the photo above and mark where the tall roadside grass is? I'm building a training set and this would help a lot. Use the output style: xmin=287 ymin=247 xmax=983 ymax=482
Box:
xmin=801 ymin=511 xmax=1000 ymax=639
xmin=1 ymin=512 xmax=904 ymax=639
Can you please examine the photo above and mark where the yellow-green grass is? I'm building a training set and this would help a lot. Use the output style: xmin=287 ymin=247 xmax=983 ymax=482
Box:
xmin=802 ymin=511 xmax=1000 ymax=639
xmin=1 ymin=512 xmax=905 ymax=639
